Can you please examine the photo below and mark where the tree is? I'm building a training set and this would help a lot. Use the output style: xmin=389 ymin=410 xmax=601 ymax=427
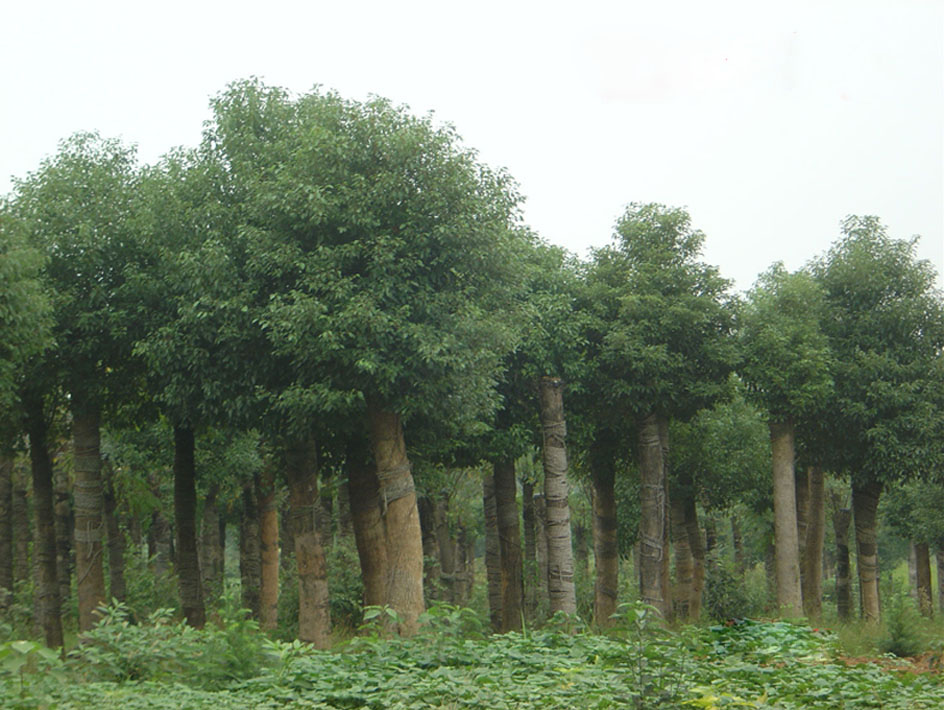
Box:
xmin=740 ymin=264 xmax=833 ymax=617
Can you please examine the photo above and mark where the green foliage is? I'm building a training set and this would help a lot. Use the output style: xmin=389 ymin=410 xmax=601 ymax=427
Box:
xmin=703 ymin=559 xmax=766 ymax=622
xmin=878 ymin=590 xmax=927 ymax=658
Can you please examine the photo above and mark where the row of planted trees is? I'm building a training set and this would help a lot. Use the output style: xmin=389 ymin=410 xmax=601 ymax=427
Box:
xmin=2 ymin=78 xmax=943 ymax=650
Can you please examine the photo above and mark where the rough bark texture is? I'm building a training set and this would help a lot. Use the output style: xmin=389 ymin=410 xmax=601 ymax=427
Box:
xmin=637 ymin=412 xmax=666 ymax=615
xmin=418 ymin=496 xmax=440 ymax=600
xmin=257 ymin=469 xmax=280 ymax=632
xmin=348 ymin=454 xmax=387 ymax=608
xmin=285 ymin=438 xmax=331 ymax=648
xmin=482 ymin=473 xmax=501 ymax=630
xmin=770 ymin=420 xmax=803 ymax=617
xmin=539 ymin=377 xmax=577 ymax=615
xmin=174 ymin=426 xmax=205 ymax=628
xmin=590 ymin=451 xmax=619 ymax=627
xmin=802 ymin=467 xmax=825 ymax=619
xmin=12 ymin=461 xmax=30 ymax=587
xmin=72 ymin=405 xmax=106 ymax=630
xmin=914 ymin=542 xmax=933 ymax=618
xmin=832 ymin=507 xmax=852 ymax=621
xmin=671 ymin=495 xmax=693 ymax=620
xmin=26 ymin=394 xmax=63 ymax=648
xmin=199 ymin=484 xmax=223 ymax=603
xmin=240 ymin=480 xmax=262 ymax=620
xmin=852 ymin=479 xmax=882 ymax=622
xmin=522 ymin=480 xmax=538 ymax=622
xmin=794 ymin=467 xmax=810 ymax=593
xmin=52 ymin=451 xmax=72 ymax=613
xmin=684 ymin=495 xmax=705 ymax=620
xmin=494 ymin=459 xmax=523 ymax=632
xmin=102 ymin=459 xmax=126 ymax=603
xmin=534 ymin=493 xmax=549 ymax=617
xmin=366 ymin=404 xmax=424 ymax=635
xmin=0 ymin=453 xmax=12 ymax=609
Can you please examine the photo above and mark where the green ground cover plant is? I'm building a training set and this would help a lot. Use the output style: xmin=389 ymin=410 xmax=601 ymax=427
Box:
xmin=3 ymin=602 xmax=944 ymax=708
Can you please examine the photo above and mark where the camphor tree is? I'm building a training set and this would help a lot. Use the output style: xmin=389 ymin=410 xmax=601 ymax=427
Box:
xmin=739 ymin=264 xmax=833 ymax=618
xmin=584 ymin=203 xmax=737 ymax=617
xmin=813 ymin=216 xmax=944 ymax=621
xmin=205 ymin=79 xmax=527 ymax=634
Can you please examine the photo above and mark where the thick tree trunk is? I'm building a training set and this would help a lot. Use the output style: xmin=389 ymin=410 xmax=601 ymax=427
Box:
xmin=769 ymin=419 xmax=803 ymax=617
xmin=72 ymin=403 xmax=106 ymax=630
xmin=590 ymin=447 xmax=618 ymax=627
xmin=637 ymin=412 xmax=666 ymax=615
xmin=684 ymin=495 xmax=705 ymax=620
xmin=832 ymin=507 xmax=852 ymax=621
xmin=0 ymin=453 xmax=13 ymax=609
xmin=26 ymin=393 xmax=63 ymax=648
xmin=13 ymin=461 xmax=30 ymax=587
xmin=199 ymin=483 xmax=223 ymax=603
xmin=539 ymin=377 xmax=576 ymax=615
xmin=240 ymin=480 xmax=262 ymax=620
xmin=494 ymin=458 xmax=523 ymax=632
xmin=802 ymin=467 xmax=825 ymax=619
xmin=102 ymin=459 xmax=126 ymax=603
xmin=418 ymin=496 xmax=440 ymax=600
xmin=671 ymin=495 xmax=693 ymax=620
xmin=852 ymin=479 xmax=881 ymax=622
xmin=348 ymin=454 xmax=387 ymax=608
xmin=366 ymin=403 xmax=424 ymax=635
xmin=482 ymin=472 xmax=501 ymax=630
xmin=53 ymin=452 xmax=71 ymax=613
xmin=914 ymin=542 xmax=933 ymax=618
xmin=258 ymin=468 xmax=279 ymax=632
xmin=534 ymin=493 xmax=550 ymax=616
xmin=174 ymin=426 xmax=205 ymax=628
xmin=285 ymin=438 xmax=331 ymax=647
xmin=522 ymin=480 xmax=538 ymax=622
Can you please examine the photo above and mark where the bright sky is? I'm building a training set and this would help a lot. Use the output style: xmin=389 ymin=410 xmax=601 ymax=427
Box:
xmin=3 ymin=0 xmax=942 ymax=291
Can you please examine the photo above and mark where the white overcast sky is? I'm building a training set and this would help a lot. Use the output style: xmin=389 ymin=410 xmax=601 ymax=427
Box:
xmin=3 ymin=0 xmax=942 ymax=291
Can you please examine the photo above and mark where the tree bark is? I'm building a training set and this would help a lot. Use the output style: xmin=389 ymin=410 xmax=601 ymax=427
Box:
xmin=590 ymin=446 xmax=618 ymax=627
xmin=832 ymin=507 xmax=852 ymax=621
xmin=671 ymin=495 xmax=693 ymax=620
xmin=914 ymin=541 xmax=933 ymax=618
xmin=685 ymin=496 xmax=706 ymax=620
xmin=258 ymin=468 xmax=280 ymax=632
xmin=482 ymin=472 xmax=501 ymax=630
xmin=53 ymin=450 xmax=72 ymax=614
xmin=102 ymin=458 xmax=126 ymax=603
xmin=285 ymin=437 xmax=331 ymax=647
xmin=539 ymin=377 xmax=577 ymax=615
xmin=852 ymin=479 xmax=881 ymax=622
xmin=366 ymin=403 xmax=424 ymax=634
xmin=348 ymin=453 xmax=387 ymax=608
xmin=769 ymin=419 xmax=803 ymax=617
xmin=794 ymin=467 xmax=810 ymax=594
xmin=199 ymin=483 xmax=223 ymax=603
xmin=658 ymin=417 xmax=672 ymax=619
xmin=174 ymin=425 xmax=205 ymax=628
xmin=418 ymin=496 xmax=440 ymax=600
xmin=802 ymin=467 xmax=825 ymax=619
xmin=12 ymin=460 xmax=30 ymax=587
xmin=72 ymin=403 xmax=106 ymax=630
xmin=0 ymin=453 xmax=13 ymax=609
xmin=240 ymin=479 xmax=262 ymax=620
xmin=637 ymin=412 xmax=666 ymax=615
xmin=25 ymin=392 xmax=63 ymax=648
xmin=534 ymin=492 xmax=550 ymax=617
xmin=522 ymin=480 xmax=538 ymax=623
xmin=494 ymin=458 xmax=523 ymax=632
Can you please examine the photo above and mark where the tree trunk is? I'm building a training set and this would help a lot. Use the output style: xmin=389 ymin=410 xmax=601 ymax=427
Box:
xmin=72 ymin=403 xmax=106 ymax=630
xmin=457 ymin=523 xmax=475 ymax=606
xmin=348 ymin=454 xmax=387 ymax=608
xmin=0 ymin=452 xmax=13 ymax=609
xmin=258 ymin=468 xmax=279 ymax=632
xmin=199 ymin=483 xmax=223 ymax=603
xmin=25 ymin=393 xmax=63 ymax=648
xmin=539 ymin=377 xmax=576 ymax=615
xmin=366 ymin=403 xmax=424 ymax=635
xmin=671 ymin=495 xmax=693 ymax=620
xmin=937 ymin=547 xmax=944 ymax=615
xmin=494 ymin=458 xmax=523 ymax=632
xmin=12 ymin=460 xmax=30 ymax=588
xmin=832 ymin=507 xmax=852 ymax=621
xmin=802 ymin=467 xmax=825 ymax=619
xmin=522 ymin=480 xmax=538 ymax=622
xmin=684 ymin=495 xmax=705 ymax=620
xmin=174 ymin=425 xmax=205 ymax=628
xmin=590 ymin=446 xmax=618 ymax=627
xmin=285 ymin=437 xmax=331 ymax=647
xmin=914 ymin=542 xmax=933 ymax=618
xmin=102 ymin=458 xmax=126 ymax=603
xmin=482 ymin=472 xmax=501 ymax=630
xmin=637 ymin=412 xmax=666 ymax=615
xmin=534 ymin=492 xmax=550 ymax=617
xmin=418 ymin=496 xmax=440 ymax=600
xmin=769 ymin=419 xmax=803 ymax=617
xmin=240 ymin=479 xmax=262 ymax=620
xmin=53 ymin=451 xmax=72 ymax=614
xmin=433 ymin=496 xmax=457 ymax=604
xmin=794 ymin=467 xmax=810 ymax=594
xmin=852 ymin=479 xmax=881 ymax=622
xmin=658 ymin=417 xmax=672 ymax=619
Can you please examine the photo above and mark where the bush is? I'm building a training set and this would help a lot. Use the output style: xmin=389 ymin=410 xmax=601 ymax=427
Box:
xmin=703 ymin=559 xmax=764 ymax=622
xmin=879 ymin=591 xmax=927 ymax=658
